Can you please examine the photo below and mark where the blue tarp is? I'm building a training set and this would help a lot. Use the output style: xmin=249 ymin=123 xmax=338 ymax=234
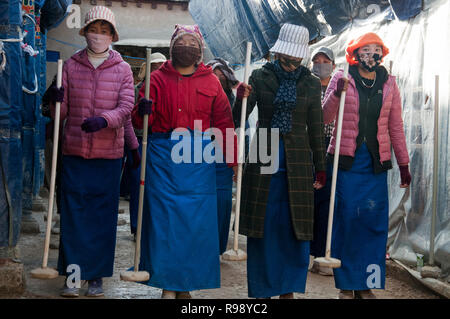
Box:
xmin=0 ymin=0 xmax=24 ymax=248
xmin=1 ymin=0 xmax=69 ymax=251
xmin=189 ymin=0 xmax=423 ymax=66
xmin=40 ymin=0 xmax=72 ymax=31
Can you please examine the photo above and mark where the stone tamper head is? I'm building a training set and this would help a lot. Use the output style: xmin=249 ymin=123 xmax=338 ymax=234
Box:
xmin=314 ymin=257 xmax=341 ymax=268
xmin=222 ymin=249 xmax=247 ymax=261
xmin=30 ymin=267 xmax=59 ymax=279
xmin=120 ymin=270 xmax=150 ymax=282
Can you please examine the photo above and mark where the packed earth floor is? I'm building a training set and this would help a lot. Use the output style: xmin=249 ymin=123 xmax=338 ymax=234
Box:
xmin=2 ymin=197 xmax=441 ymax=299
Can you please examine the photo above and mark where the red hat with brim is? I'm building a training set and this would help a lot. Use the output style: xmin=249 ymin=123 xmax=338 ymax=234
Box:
xmin=346 ymin=32 xmax=389 ymax=66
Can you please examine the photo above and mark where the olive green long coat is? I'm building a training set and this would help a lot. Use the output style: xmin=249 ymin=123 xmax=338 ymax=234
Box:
xmin=232 ymin=64 xmax=326 ymax=241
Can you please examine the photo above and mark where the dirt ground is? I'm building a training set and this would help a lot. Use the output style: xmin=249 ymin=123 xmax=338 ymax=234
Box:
xmin=1 ymin=199 xmax=441 ymax=299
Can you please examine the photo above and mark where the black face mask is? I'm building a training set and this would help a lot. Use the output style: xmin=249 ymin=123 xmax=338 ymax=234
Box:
xmin=279 ymin=56 xmax=302 ymax=69
xmin=171 ymin=46 xmax=201 ymax=67
xmin=357 ymin=53 xmax=382 ymax=72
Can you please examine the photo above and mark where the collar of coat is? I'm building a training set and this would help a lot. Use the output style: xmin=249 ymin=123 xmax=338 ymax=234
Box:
xmin=156 ymin=60 xmax=213 ymax=79
xmin=259 ymin=62 xmax=312 ymax=95
xmin=71 ymin=48 xmax=125 ymax=70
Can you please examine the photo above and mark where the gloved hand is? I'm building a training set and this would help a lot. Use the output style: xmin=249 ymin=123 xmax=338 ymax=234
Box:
xmin=236 ymin=83 xmax=252 ymax=100
xmin=313 ymin=171 xmax=326 ymax=189
xmin=399 ymin=165 xmax=411 ymax=187
xmin=131 ymin=149 xmax=141 ymax=169
xmin=81 ymin=117 xmax=107 ymax=133
xmin=138 ymin=98 xmax=153 ymax=117
xmin=48 ymin=84 xmax=64 ymax=103
xmin=333 ymin=77 xmax=348 ymax=98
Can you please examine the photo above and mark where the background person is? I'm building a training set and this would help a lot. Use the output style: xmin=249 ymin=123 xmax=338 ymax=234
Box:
xmin=206 ymin=57 xmax=240 ymax=256
xmin=309 ymin=46 xmax=336 ymax=276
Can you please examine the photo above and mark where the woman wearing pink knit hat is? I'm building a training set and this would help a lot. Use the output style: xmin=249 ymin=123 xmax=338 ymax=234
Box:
xmin=47 ymin=6 xmax=139 ymax=298
xmin=131 ymin=24 xmax=237 ymax=299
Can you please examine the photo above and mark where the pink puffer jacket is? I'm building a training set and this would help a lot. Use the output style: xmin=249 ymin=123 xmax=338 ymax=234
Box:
xmin=323 ymin=69 xmax=409 ymax=166
xmin=54 ymin=49 xmax=138 ymax=159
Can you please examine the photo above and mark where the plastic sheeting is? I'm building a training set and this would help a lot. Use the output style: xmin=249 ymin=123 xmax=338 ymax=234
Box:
xmin=189 ymin=0 xmax=423 ymax=66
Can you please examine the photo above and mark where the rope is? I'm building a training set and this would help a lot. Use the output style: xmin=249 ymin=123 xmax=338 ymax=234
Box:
xmin=0 ymin=42 xmax=5 ymax=72
xmin=0 ymin=33 xmax=24 ymax=73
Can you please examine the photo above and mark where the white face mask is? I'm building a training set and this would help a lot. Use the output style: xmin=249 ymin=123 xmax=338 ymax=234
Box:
xmin=312 ymin=63 xmax=333 ymax=79
xmin=85 ymin=33 xmax=112 ymax=54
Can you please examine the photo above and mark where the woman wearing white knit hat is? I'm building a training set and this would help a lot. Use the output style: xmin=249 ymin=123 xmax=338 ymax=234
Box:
xmin=234 ymin=23 xmax=326 ymax=299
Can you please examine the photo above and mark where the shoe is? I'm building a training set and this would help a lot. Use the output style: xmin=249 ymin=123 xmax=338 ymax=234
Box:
xmin=311 ymin=261 xmax=334 ymax=276
xmin=86 ymin=278 xmax=104 ymax=297
xmin=318 ymin=266 xmax=334 ymax=276
xmin=310 ymin=261 xmax=319 ymax=273
xmin=161 ymin=290 xmax=176 ymax=299
xmin=176 ymin=291 xmax=192 ymax=299
xmin=338 ymin=290 xmax=354 ymax=299
xmin=279 ymin=292 xmax=294 ymax=299
xmin=60 ymin=283 xmax=79 ymax=298
xmin=354 ymin=289 xmax=377 ymax=299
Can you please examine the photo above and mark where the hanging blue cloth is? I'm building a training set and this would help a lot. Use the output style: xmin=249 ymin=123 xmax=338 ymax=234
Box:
xmin=215 ymin=161 xmax=233 ymax=255
xmin=247 ymin=138 xmax=310 ymax=298
xmin=57 ymin=155 xmax=121 ymax=280
xmin=331 ymin=143 xmax=388 ymax=290
xmin=137 ymin=130 xmax=220 ymax=291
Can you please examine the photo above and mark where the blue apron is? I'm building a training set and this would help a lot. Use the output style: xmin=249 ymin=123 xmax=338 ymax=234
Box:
xmin=57 ymin=155 xmax=121 ymax=280
xmin=247 ymin=139 xmax=310 ymax=298
xmin=332 ymin=143 xmax=388 ymax=290
xmin=137 ymin=131 xmax=220 ymax=291
xmin=215 ymin=161 xmax=233 ymax=255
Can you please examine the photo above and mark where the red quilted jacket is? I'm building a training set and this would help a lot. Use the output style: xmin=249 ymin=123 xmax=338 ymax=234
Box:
xmin=132 ymin=61 xmax=238 ymax=167
xmin=53 ymin=49 xmax=137 ymax=159
xmin=323 ymin=69 xmax=410 ymax=166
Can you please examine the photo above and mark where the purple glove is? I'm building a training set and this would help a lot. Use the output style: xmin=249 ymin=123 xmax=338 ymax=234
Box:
xmin=333 ymin=78 xmax=347 ymax=98
xmin=48 ymin=84 xmax=64 ymax=103
xmin=81 ymin=117 xmax=107 ymax=133
xmin=399 ymin=165 xmax=411 ymax=187
xmin=138 ymin=98 xmax=153 ymax=117
xmin=131 ymin=149 xmax=141 ymax=169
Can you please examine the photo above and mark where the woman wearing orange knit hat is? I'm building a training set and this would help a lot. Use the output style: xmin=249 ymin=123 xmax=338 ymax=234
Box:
xmin=322 ymin=32 xmax=411 ymax=299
